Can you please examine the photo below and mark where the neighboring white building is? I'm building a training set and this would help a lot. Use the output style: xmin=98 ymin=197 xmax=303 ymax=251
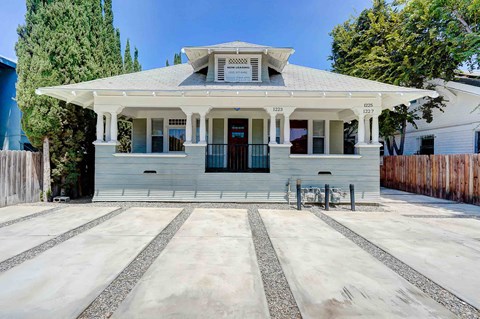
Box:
xmin=36 ymin=41 xmax=435 ymax=203
xmin=385 ymin=74 xmax=480 ymax=155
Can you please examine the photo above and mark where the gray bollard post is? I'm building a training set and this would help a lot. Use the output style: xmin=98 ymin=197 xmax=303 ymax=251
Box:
xmin=325 ymin=184 xmax=330 ymax=211
xmin=296 ymin=179 xmax=302 ymax=210
xmin=350 ymin=184 xmax=355 ymax=211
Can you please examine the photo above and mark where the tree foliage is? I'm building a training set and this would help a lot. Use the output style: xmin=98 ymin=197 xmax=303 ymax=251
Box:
xmin=174 ymin=51 xmax=182 ymax=65
xmin=330 ymin=0 xmax=479 ymax=154
xmin=16 ymin=0 xmax=141 ymax=195
xmin=123 ymin=39 xmax=133 ymax=73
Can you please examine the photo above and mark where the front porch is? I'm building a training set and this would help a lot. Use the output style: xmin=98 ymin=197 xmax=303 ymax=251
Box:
xmin=92 ymin=105 xmax=381 ymax=203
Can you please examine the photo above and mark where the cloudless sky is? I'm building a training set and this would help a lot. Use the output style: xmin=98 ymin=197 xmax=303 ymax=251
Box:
xmin=0 ymin=0 xmax=372 ymax=71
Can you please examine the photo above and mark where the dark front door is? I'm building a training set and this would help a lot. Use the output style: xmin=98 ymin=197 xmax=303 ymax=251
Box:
xmin=228 ymin=119 xmax=249 ymax=171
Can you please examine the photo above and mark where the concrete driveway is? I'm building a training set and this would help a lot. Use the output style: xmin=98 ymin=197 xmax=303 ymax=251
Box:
xmin=0 ymin=194 xmax=478 ymax=318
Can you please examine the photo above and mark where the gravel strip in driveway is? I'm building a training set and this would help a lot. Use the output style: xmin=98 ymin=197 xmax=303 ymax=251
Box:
xmin=248 ymin=208 xmax=302 ymax=319
xmin=0 ymin=207 xmax=124 ymax=273
xmin=403 ymin=214 xmax=480 ymax=220
xmin=77 ymin=207 xmax=194 ymax=319
xmin=0 ymin=206 xmax=62 ymax=229
xmin=311 ymin=207 xmax=480 ymax=319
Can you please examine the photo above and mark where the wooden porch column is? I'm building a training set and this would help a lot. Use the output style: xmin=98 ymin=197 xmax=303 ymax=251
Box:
xmin=110 ymin=111 xmax=118 ymax=142
xmin=105 ymin=113 xmax=111 ymax=142
xmin=282 ymin=107 xmax=295 ymax=144
xmin=283 ymin=114 xmax=290 ymax=144
xmin=185 ymin=112 xmax=193 ymax=143
xmin=95 ymin=111 xmax=104 ymax=142
xmin=199 ymin=113 xmax=207 ymax=144
xmin=365 ymin=116 xmax=371 ymax=143
xmin=357 ymin=113 xmax=365 ymax=144
xmin=372 ymin=115 xmax=379 ymax=143
xmin=269 ymin=113 xmax=277 ymax=144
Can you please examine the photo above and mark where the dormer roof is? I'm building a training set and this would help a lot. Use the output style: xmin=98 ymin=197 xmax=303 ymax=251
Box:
xmin=182 ymin=41 xmax=294 ymax=73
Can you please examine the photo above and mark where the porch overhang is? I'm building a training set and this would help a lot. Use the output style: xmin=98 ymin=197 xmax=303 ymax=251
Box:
xmin=35 ymin=87 xmax=438 ymax=111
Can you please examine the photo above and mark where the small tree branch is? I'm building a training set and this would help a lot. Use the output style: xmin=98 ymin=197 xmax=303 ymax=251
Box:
xmin=452 ymin=10 xmax=473 ymax=34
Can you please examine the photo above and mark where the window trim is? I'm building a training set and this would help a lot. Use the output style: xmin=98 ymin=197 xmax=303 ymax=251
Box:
xmin=312 ymin=120 xmax=326 ymax=154
xmin=214 ymin=54 xmax=262 ymax=83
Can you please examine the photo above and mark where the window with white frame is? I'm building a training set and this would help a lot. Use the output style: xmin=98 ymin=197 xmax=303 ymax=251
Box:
xmin=151 ymin=119 xmax=164 ymax=153
xmin=215 ymin=55 xmax=261 ymax=82
xmin=312 ymin=120 xmax=325 ymax=154
xmin=168 ymin=118 xmax=186 ymax=152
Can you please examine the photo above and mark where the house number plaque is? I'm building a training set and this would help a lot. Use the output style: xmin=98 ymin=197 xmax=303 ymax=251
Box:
xmin=363 ymin=103 xmax=375 ymax=114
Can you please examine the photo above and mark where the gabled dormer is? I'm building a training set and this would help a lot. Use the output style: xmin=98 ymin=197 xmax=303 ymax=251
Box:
xmin=182 ymin=41 xmax=294 ymax=83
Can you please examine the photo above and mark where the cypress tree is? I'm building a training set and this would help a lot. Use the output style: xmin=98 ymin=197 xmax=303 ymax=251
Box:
xmin=133 ymin=47 xmax=141 ymax=72
xmin=166 ymin=59 xmax=170 ymax=66
xmin=173 ymin=51 xmax=182 ymax=65
xmin=16 ymin=0 xmax=142 ymax=197
xmin=123 ymin=39 xmax=134 ymax=73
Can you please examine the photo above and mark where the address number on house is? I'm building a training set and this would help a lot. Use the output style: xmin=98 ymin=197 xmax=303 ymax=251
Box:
xmin=363 ymin=103 xmax=375 ymax=114
xmin=272 ymin=107 xmax=284 ymax=112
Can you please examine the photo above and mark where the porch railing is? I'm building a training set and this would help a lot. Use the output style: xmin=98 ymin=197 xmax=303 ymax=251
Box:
xmin=205 ymin=144 xmax=270 ymax=173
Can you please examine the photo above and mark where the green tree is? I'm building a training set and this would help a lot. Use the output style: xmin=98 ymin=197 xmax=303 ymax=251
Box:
xmin=330 ymin=0 xmax=477 ymax=154
xmin=123 ymin=39 xmax=134 ymax=73
xmin=174 ymin=51 xmax=182 ymax=65
xmin=166 ymin=59 xmax=170 ymax=66
xmin=16 ymin=0 xmax=142 ymax=197
xmin=133 ymin=47 xmax=141 ymax=72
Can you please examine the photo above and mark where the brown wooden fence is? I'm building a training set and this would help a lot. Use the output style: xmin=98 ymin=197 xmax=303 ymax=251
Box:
xmin=0 ymin=151 xmax=43 ymax=207
xmin=381 ymin=154 xmax=480 ymax=205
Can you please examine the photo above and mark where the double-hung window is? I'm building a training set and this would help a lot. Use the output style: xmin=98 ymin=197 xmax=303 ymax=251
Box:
xmin=151 ymin=119 xmax=164 ymax=153
xmin=312 ymin=120 xmax=325 ymax=154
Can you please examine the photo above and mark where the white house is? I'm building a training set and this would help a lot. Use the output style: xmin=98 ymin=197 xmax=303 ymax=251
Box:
xmin=385 ymin=73 xmax=480 ymax=155
xmin=36 ymin=41 xmax=436 ymax=203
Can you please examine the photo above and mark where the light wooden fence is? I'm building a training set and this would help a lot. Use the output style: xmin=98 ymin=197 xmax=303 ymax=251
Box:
xmin=381 ymin=154 xmax=480 ymax=205
xmin=0 ymin=151 xmax=43 ymax=207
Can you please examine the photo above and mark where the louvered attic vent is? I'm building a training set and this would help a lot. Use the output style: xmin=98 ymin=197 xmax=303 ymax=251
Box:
xmin=215 ymin=55 xmax=262 ymax=82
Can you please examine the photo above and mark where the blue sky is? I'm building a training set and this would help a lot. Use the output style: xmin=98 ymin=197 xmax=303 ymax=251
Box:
xmin=0 ymin=0 xmax=372 ymax=71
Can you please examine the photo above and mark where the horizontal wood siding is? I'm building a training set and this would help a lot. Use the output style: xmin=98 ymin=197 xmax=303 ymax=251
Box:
xmin=381 ymin=154 xmax=480 ymax=205
xmin=0 ymin=150 xmax=43 ymax=207
xmin=94 ymin=145 xmax=380 ymax=202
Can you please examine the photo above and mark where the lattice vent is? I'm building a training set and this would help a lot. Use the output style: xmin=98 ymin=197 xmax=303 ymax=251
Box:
xmin=169 ymin=119 xmax=186 ymax=126
xmin=227 ymin=58 xmax=248 ymax=65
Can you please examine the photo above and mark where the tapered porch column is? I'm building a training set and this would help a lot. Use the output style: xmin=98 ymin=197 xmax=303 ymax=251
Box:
xmin=372 ymin=115 xmax=379 ymax=143
xmin=185 ymin=112 xmax=193 ymax=144
xmin=105 ymin=113 xmax=111 ymax=142
xmin=199 ymin=113 xmax=207 ymax=144
xmin=269 ymin=112 xmax=277 ymax=144
xmin=365 ymin=116 xmax=371 ymax=143
xmin=357 ymin=113 xmax=366 ymax=145
xmin=283 ymin=114 xmax=290 ymax=144
xmin=95 ymin=111 xmax=104 ymax=143
xmin=282 ymin=107 xmax=296 ymax=144
xmin=110 ymin=111 xmax=118 ymax=142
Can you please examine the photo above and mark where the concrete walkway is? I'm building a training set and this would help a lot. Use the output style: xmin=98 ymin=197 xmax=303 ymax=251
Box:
xmin=260 ymin=209 xmax=454 ymax=318
xmin=0 ymin=207 xmax=182 ymax=319
xmin=114 ymin=208 xmax=269 ymax=319
xmin=0 ymin=206 xmax=117 ymax=261
xmin=0 ymin=199 xmax=477 ymax=318
xmin=0 ymin=205 xmax=53 ymax=224
xmin=327 ymin=190 xmax=480 ymax=310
